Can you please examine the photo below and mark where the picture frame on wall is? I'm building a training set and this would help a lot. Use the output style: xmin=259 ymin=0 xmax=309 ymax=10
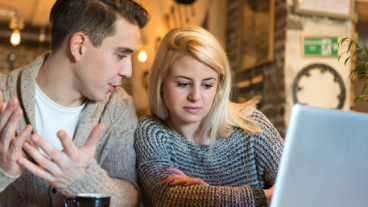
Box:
xmin=235 ymin=0 xmax=275 ymax=72
xmin=294 ymin=0 xmax=355 ymax=20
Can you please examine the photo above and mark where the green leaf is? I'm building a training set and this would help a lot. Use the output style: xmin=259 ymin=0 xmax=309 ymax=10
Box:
xmin=363 ymin=47 xmax=368 ymax=56
xmin=361 ymin=82 xmax=368 ymax=94
xmin=354 ymin=96 xmax=361 ymax=102
xmin=347 ymin=40 xmax=354 ymax=52
xmin=356 ymin=96 xmax=368 ymax=102
xmin=341 ymin=37 xmax=349 ymax=45
xmin=344 ymin=56 xmax=351 ymax=65
xmin=338 ymin=53 xmax=344 ymax=61
xmin=353 ymin=49 xmax=359 ymax=56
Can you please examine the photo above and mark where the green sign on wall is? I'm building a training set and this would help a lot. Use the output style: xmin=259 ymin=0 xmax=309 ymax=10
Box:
xmin=302 ymin=37 xmax=339 ymax=56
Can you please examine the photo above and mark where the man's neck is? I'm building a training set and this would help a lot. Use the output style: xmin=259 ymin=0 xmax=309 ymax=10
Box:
xmin=36 ymin=50 xmax=86 ymax=107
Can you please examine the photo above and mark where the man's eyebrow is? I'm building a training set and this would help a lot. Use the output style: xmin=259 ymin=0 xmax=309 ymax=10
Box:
xmin=116 ymin=47 xmax=135 ymax=54
xmin=174 ymin=76 xmax=217 ymax=81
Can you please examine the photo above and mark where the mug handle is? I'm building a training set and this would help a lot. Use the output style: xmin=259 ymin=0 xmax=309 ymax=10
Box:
xmin=64 ymin=198 xmax=76 ymax=207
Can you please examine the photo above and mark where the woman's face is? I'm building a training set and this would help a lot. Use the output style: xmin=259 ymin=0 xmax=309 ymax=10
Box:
xmin=162 ymin=55 xmax=219 ymax=126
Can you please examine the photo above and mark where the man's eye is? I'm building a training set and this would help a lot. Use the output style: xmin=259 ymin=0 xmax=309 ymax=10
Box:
xmin=118 ymin=55 xmax=126 ymax=59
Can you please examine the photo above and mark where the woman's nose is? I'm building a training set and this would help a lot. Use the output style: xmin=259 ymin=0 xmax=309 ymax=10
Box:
xmin=188 ymin=86 xmax=201 ymax=101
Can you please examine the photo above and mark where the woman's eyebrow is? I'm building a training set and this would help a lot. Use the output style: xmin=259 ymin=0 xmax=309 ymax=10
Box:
xmin=174 ymin=76 xmax=217 ymax=81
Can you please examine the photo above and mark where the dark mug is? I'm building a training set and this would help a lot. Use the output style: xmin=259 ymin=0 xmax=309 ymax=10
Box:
xmin=64 ymin=193 xmax=110 ymax=207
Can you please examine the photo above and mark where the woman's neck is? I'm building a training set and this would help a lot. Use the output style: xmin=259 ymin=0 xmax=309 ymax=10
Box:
xmin=167 ymin=119 xmax=211 ymax=145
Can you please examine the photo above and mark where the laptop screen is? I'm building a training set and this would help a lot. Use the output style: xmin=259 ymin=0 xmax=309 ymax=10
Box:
xmin=270 ymin=104 xmax=368 ymax=207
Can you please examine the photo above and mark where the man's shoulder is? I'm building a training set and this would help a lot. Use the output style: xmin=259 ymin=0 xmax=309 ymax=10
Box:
xmin=96 ymin=86 xmax=137 ymax=125
xmin=0 ymin=68 xmax=27 ymax=97
xmin=104 ymin=86 xmax=133 ymax=107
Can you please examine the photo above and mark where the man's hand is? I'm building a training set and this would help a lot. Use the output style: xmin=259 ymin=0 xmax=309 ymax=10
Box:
xmin=0 ymin=93 xmax=33 ymax=177
xmin=17 ymin=123 xmax=105 ymax=189
xmin=163 ymin=167 xmax=209 ymax=186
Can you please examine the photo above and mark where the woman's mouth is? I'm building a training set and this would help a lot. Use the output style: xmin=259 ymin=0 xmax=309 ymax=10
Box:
xmin=184 ymin=107 xmax=202 ymax=113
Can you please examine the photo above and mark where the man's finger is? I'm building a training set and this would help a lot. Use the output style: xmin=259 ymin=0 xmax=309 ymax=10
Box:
xmin=0 ymin=102 xmax=7 ymax=114
xmin=0 ymin=108 xmax=23 ymax=150
xmin=29 ymin=134 xmax=62 ymax=162
xmin=9 ymin=125 xmax=33 ymax=154
xmin=0 ymin=91 xmax=3 ymax=112
xmin=80 ymin=123 xmax=105 ymax=153
xmin=57 ymin=130 xmax=78 ymax=158
xmin=22 ymin=139 xmax=60 ymax=175
xmin=17 ymin=157 xmax=55 ymax=184
xmin=0 ymin=97 xmax=19 ymax=131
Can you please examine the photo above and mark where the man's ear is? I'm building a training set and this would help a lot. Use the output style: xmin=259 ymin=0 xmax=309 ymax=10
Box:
xmin=70 ymin=32 xmax=86 ymax=62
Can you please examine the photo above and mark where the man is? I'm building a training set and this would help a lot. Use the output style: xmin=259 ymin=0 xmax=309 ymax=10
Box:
xmin=0 ymin=0 xmax=149 ymax=206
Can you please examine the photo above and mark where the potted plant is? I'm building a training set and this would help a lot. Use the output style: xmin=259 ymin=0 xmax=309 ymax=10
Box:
xmin=337 ymin=38 xmax=368 ymax=104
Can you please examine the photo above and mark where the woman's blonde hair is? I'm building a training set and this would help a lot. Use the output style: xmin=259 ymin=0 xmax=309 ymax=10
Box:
xmin=149 ymin=26 xmax=262 ymax=147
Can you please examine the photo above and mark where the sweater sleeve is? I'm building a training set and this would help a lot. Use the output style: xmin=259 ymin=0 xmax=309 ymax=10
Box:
xmin=251 ymin=110 xmax=284 ymax=187
xmin=58 ymin=89 xmax=139 ymax=207
xmin=135 ymin=117 xmax=269 ymax=207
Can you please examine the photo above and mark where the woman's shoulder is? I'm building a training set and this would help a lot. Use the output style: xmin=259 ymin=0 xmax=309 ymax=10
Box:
xmin=137 ymin=115 xmax=169 ymax=133
xmin=249 ymin=109 xmax=275 ymax=130
xmin=248 ymin=109 xmax=284 ymax=145
xmin=233 ymin=109 xmax=282 ymax=140
xmin=138 ymin=115 xmax=164 ymax=126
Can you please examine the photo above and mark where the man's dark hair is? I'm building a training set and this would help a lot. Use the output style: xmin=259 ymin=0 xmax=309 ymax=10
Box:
xmin=49 ymin=0 xmax=150 ymax=51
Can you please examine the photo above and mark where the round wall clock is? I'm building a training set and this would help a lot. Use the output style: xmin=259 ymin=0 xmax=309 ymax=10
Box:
xmin=293 ymin=64 xmax=346 ymax=109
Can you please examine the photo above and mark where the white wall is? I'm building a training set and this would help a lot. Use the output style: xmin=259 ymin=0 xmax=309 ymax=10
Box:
xmin=284 ymin=14 xmax=352 ymax=125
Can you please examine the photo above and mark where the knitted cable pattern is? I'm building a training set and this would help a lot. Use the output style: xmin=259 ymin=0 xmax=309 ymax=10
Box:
xmin=135 ymin=110 xmax=284 ymax=207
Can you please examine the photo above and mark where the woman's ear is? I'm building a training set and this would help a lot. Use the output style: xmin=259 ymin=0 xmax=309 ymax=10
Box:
xmin=69 ymin=32 xmax=86 ymax=62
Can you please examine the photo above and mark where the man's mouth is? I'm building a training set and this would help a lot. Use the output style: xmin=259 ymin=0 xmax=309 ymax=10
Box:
xmin=108 ymin=85 xmax=117 ymax=93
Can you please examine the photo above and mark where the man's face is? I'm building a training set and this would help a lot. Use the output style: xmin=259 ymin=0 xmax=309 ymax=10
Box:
xmin=75 ymin=18 xmax=140 ymax=102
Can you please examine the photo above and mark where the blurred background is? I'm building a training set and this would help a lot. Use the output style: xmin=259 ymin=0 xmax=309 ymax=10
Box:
xmin=0 ymin=0 xmax=367 ymax=137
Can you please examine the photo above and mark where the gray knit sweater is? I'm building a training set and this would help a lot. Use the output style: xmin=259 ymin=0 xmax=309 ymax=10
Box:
xmin=0 ymin=54 xmax=139 ymax=207
xmin=135 ymin=111 xmax=284 ymax=207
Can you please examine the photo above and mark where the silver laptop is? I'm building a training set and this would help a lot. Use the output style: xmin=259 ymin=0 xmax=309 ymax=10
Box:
xmin=270 ymin=104 xmax=368 ymax=207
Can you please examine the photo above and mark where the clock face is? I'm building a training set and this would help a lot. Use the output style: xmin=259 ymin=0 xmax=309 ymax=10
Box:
xmin=293 ymin=64 xmax=346 ymax=109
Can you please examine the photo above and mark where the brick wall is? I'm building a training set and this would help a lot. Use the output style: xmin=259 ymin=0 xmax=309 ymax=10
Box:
xmin=227 ymin=0 xmax=288 ymax=137
xmin=0 ymin=43 xmax=49 ymax=75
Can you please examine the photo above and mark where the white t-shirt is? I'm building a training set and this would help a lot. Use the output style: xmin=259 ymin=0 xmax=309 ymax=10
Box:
xmin=35 ymin=84 xmax=86 ymax=156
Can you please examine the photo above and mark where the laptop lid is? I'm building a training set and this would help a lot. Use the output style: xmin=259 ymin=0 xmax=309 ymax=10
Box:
xmin=270 ymin=104 xmax=368 ymax=207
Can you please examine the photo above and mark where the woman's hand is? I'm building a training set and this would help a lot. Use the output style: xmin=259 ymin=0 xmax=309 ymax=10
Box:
xmin=163 ymin=167 xmax=209 ymax=186
xmin=264 ymin=185 xmax=275 ymax=207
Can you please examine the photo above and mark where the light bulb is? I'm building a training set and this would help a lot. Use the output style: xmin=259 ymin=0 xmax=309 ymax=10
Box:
xmin=10 ymin=29 xmax=21 ymax=47
xmin=138 ymin=49 xmax=148 ymax=62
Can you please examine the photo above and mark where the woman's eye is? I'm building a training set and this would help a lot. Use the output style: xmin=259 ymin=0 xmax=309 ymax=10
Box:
xmin=203 ymin=84 xmax=213 ymax=89
xmin=178 ymin=83 xmax=189 ymax=87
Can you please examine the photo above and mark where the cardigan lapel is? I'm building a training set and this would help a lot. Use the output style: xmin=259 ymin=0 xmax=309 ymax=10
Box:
xmin=20 ymin=53 xmax=49 ymax=133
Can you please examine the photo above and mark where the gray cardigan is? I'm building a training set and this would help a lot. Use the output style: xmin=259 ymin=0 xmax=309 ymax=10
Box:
xmin=135 ymin=111 xmax=284 ymax=207
xmin=0 ymin=54 xmax=139 ymax=207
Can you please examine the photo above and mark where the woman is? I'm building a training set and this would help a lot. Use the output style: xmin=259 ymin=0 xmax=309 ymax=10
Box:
xmin=135 ymin=26 xmax=284 ymax=207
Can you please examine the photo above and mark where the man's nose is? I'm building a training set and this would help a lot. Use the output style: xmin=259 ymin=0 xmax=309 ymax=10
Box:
xmin=119 ymin=59 xmax=132 ymax=78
